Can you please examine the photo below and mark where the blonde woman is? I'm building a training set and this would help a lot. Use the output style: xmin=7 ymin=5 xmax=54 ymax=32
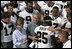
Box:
xmin=13 ymin=17 xmax=28 ymax=48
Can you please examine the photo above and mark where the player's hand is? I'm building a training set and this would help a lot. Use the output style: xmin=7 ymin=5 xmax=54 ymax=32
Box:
xmin=21 ymin=40 xmax=28 ymax=45
xmin=48 ymin=27 xmax=55 ymax=32
xmin=55 ymin=28 xmax=62 ymax=31
xmin=31 ymin=36 xmax=37 ymax=40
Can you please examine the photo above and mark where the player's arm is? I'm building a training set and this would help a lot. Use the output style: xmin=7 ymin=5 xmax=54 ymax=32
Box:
xmin=28 ymin=35 xmax=37 ymax=40
xmin=27 ymin=30 xmax=37 ymax=40
xmin=26 ymin=24 xmax=37 ymax=40
xmin=48 ymin=26 xmax=63 ymax=31
xmin=27 ymin=31 xmax=37 ymax=40
xmin=33 ymin=1 xmax=41 ymax=11
xmin=52 ymin=22 xmax=69 ymax=31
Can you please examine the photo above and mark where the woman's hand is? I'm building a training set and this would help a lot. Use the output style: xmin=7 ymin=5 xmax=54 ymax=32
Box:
xmin=21 ymin=40 xmax=28 ymax=45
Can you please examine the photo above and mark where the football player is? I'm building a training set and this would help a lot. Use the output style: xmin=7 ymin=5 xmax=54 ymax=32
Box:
xmin=19 ymin=1 xmax=39 ymax=30
xmin=6 ymin=3 xmax=19 ymax=24
xmin=41 ymin=1 xmax=61 ymax=16
xmin=29 ymin=20 xmax=58 ymax=48
xmin=1 ymin=12 xmax=14 ymax=48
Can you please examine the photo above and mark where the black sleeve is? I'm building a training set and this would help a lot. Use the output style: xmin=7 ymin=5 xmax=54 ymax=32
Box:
xmin=12 ymin=12 xmax=19 ymax=19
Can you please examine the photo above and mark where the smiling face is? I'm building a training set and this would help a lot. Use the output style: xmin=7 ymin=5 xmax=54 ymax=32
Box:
xmin=52 ymin=9 xmax=58 ymax=16
xmin=16 ymin=17 xmax=24 ymax=31
xmin=7 ymin=6 xmax=13 ymax=14
xmin=17 ymin=24 xmax=23 ymax=31
xmin=26 ymin=2 xmax=33 ymax=13
xmin=52 ymin=7 xmax=59 ymax=17
xmin=33 ymin=14 xmax=39 ymax=24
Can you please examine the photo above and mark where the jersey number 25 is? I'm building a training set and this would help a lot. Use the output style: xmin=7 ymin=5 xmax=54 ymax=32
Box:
xmin=37 ymin=31 xmax=48 ymax=44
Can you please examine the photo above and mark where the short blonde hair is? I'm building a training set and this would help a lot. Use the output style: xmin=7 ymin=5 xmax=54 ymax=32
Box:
xmin=16 ymin=17 xmax=24 ymax=26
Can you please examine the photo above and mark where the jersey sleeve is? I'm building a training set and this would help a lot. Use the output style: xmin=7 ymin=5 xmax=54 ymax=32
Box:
xmin=19 ymin=12 xmax=22 ymax=17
